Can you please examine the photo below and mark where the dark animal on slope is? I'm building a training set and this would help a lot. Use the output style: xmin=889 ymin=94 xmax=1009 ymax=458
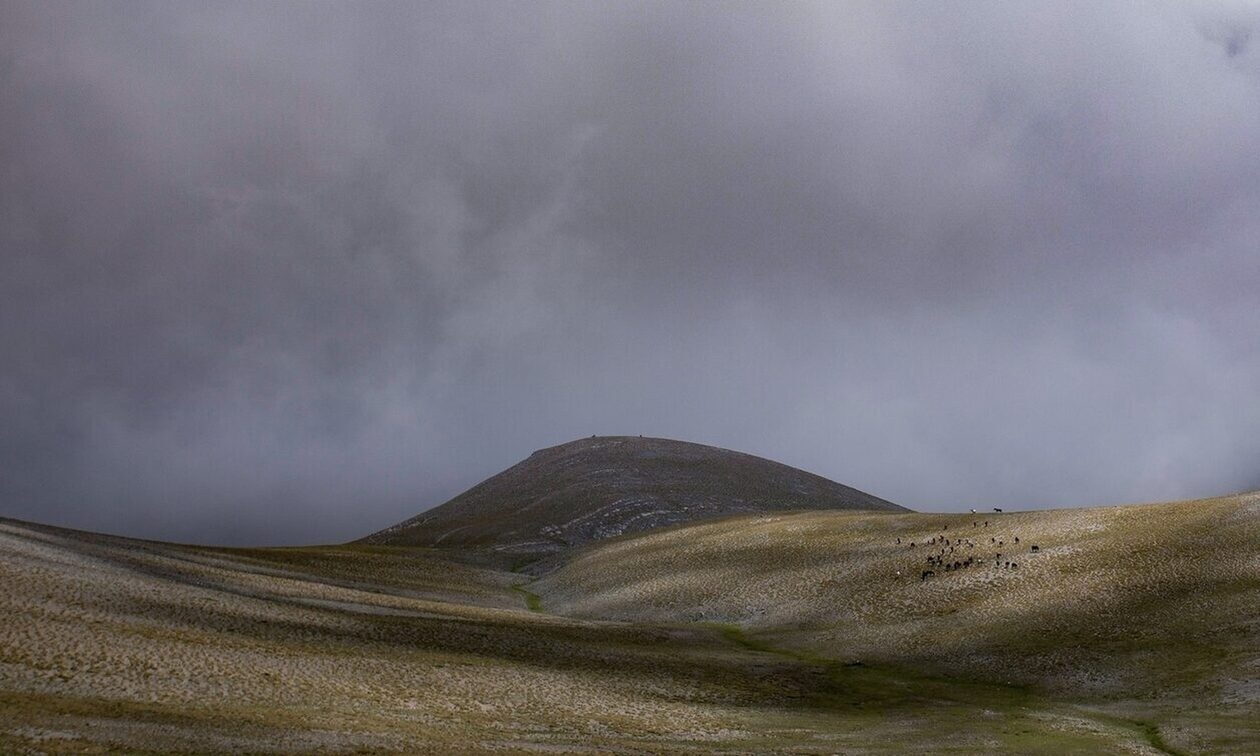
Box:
xmin=994 ymin=508 xmax=1003 ymax=513
xmin=1030 ymin=545 xmax=1040 ymax=553
xmin=922 ymin=570 xmax=935 ymax=581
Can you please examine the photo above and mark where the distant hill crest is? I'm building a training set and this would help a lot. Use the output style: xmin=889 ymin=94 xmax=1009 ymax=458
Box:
xmin=358 ymin=435 xmax=904 ymax=557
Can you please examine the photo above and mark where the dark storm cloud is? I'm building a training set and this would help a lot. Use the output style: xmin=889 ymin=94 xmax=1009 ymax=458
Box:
xmin=2 ymin=1 xmax=1258 ymax=544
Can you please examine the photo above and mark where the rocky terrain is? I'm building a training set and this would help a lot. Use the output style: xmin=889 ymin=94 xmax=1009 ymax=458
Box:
xmin=359 ymin=435 xmax=903 ymax=561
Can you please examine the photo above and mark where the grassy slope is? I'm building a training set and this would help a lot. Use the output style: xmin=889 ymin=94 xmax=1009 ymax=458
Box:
xmin=0 ymin=518 xmax=851 ymax=752
xmin=537 ymin=492 xmax=1260 ymax=753
xmin=0 ymin=515 xmax=1191 ymax=754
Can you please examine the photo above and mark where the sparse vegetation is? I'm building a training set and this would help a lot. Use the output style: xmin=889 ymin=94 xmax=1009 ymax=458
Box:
xmin=1 ymin=489 xmax=1256 ymax=752
xmin=539 ymin=492 xmax=1260 ymax=753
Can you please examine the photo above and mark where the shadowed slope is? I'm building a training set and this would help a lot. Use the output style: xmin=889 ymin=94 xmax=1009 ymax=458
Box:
xmin=358 ymin=436 xmax=903 ymax=558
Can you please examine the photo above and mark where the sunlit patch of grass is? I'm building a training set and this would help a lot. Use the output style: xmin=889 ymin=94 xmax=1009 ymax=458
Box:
xmin=537 ymin=493 xmax=1260 ymax=751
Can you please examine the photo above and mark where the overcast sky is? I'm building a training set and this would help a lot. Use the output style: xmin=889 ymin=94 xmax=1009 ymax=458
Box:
xmin=2 ymin=1 xmax=1258 ymax=545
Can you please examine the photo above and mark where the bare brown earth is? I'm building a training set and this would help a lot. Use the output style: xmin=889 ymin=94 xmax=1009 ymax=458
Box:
xmin=0 ymin=493 xmax=1257 ymax=753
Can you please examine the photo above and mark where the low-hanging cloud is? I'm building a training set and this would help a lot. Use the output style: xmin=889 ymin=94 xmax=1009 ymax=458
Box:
xmin=1 ymin=1 xmax=1258 ymax=544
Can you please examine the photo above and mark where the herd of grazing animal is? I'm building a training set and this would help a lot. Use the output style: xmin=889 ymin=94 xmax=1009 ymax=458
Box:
xmin=903 ymin=515 xmax=1042 ymax=582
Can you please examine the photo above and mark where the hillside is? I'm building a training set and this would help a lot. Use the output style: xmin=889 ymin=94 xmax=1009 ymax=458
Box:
xmin=359 ymin=435 xmax=903 ymax=559
xmin=536 ymin=492 xmax=1260 ymax=753
xmin=0 ymin=514 xmax=1167 ymax=753
xmin=1 ymin=493 xmax=1257 ymax=751
xmin=0 ymin=517 xmax=848 ymax=752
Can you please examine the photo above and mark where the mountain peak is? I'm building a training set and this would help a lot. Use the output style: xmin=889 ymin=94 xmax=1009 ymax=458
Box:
xmin=358 ymin=435 xmax=904 ymax=558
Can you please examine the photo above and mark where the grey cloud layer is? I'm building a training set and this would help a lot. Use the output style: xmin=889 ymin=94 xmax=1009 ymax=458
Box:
xmin=2 ymin=1 xmax=1258 ymax=544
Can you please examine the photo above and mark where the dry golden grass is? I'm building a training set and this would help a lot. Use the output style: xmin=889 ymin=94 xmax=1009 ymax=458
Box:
xmin=0 ymin=494 xmax=1256 ymax=753
xmin=0 ymin=519 xmax=810 ymax=752
xmin=539 ymin=492 xmax=1260 ymax=752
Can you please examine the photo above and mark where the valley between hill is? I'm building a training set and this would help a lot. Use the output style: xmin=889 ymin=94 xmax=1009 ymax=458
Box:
xmin=1 ymin=492 xmax=1256 ymax=752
